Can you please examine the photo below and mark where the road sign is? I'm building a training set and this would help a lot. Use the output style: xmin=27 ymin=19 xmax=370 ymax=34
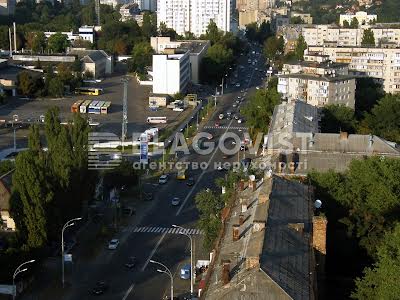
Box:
xmin=140 ymin=133 xmax=148 ymax=164
xmin=64 ymin=254 xmax=73 ymax=262
xmin=0 ymin=284 xmax=16 ymax=296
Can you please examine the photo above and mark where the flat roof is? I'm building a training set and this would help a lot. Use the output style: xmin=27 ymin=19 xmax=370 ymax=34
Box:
xmin=278 ymin=73 xmax=356 ymax=82
xmin=178 ymin=40 xmax=209 ymax=54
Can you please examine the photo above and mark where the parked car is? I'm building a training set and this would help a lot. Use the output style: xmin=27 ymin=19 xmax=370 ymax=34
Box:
xmin=125 ymin=256 xmax=137 ymax=269
xmin=171 ymin=197 xmax=181 ymax=206
xmin=159 ymin=174 xmax=169 ymax=184
xmin=91 ymin=281 xmax=109 ymax=295
xmin=180 ymin=264 xmax=191 ymax=280
xmin=108 ymin=239 xmax=119 ymax=250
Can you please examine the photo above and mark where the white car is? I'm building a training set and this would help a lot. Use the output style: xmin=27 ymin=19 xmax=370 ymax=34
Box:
xmin=235 ymin=83 xmax=240 ymax=87
xmin=159 ymin=174 xmax=169 ymax=184
xmin=171 ymin=197 xmax=181 ymax=206
xmin=108 ymin=239 xmax=119 ymax=250
xmin=238 ymin=119 xmax=243 ymax=124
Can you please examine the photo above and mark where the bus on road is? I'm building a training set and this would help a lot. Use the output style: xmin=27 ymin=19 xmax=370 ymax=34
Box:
xmin=75 ymin=87 xmax=103 ymax=96
xmin=79 ymin=100 xmax=92 ymax=113
xmin=92 ymin=101 xmax=105 ymax=114
xmin=100 ymin=101 xmax=111 ymax=114
xmin=146 ymin=117 xmax=167 ymax=124
xmin=71 ymin=100 xmax=84 ymax=113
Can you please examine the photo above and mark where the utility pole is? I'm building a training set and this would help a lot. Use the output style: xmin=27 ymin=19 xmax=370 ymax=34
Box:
xmin=121 ymin=77 xmax=128 ymax=152
xmin=95 ymin=0 xmax=101 ymax=26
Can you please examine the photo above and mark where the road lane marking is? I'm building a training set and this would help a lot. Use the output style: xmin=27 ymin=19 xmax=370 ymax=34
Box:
xmin=122 ymin=283 xmax=135 ymax=300
xmin=131 ymin=226 xmax=203 ymax=235
xmin=141 ymin=232 xmax=167 ymax=271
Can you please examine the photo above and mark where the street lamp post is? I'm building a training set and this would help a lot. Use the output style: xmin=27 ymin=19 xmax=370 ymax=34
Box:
xmin=12 ymin=260 xmax=35 ymax=300
xmin=61 ymin=217 xmax=82 ymax=288
xmin=173 ymin=224 xmax=194 ymax=296
xmin=150 ymin=260 xmax=173 ymax=300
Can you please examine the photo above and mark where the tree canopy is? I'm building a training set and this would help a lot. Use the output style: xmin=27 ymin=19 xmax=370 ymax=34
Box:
xmin=47 ymin=32 xmax=70 ymax=53
xmin=361 ymin=29 xmax=375 ymax=46
xmin=295 ymin=34 xmax=307 ymax=60
xmin=321 ymin=104 xmax=356 ymax=133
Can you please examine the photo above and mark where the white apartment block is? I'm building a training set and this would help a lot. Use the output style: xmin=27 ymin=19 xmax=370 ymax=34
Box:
xmin=307 ymin=45 xmax=400 ymax=94
xmin=157 ymin=0 xmax=230 ymax=37
xmin=152 ymin=50 xmax=191 ymax=95
xmin=339 ymin=11 xmax=377 ymax=27
xmin=278 ymin=74 xmax=356 ymax=108
xmin=150 ymin=36 xmax=210 ymax=83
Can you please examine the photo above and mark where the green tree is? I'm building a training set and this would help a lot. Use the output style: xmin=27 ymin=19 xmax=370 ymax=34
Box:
xmin=361 ymin=29 xmax=375 ymax=46
xmin=47 ymin=32 xmax=70 ymax=53
xmin=48 ymin=77 xmax=64 ymax=97
xmin=141 ymin=12 xmax=157 ymax=39
xmin=204 ymin=20 xmax=223 ymax=45
xmin=128 ymin=41 xmax=154 ymax=75
xmin=31 ymin=32 xmax=46 ymax=53
xmin=200 ymin=43 xmax=234 ymax=83
xmin=355 ymin=78 xmax=384 ymax=115
xmin=350 ymin=17 xmax=359 ymax=28
xmin=294 ymin=34 xmax=307 ymax=60
xmin=321 ymin=104 xmax=357 ymax=133
xmin=28 ymin=124 xmax=41 ymax=152
xmin=195 ymin=189 xmax=224 ymax=250
xmin=343 ymin=20 xmax=350 ymax=28
xmin=352 ymin=224 xmax=400 ymax=300
xmin=17 ymin=71 xmax=41 ymax=97
xmin=0 ymin=160 xmax=14 ymax=175
xmin=245 ymin=23 xmax=258 ymax=42
xmin=291 ymin=16 xmax=304 ymax=24
xmin=242 ymin=86 xmax=281 ymax=136
xmin=358 ymin=95 xmax=400 ymax=143
xmin=158 ymin=22 xmax=178 ymax=39
xmin=264 ymin=36 xmax=284 ymax=61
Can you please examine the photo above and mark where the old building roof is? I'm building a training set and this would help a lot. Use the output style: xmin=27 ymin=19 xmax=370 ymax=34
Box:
xmin=0 ymin=170 xmax=14 ymax=211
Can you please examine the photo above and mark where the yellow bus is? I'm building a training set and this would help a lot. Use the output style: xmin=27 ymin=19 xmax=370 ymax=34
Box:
xmin=75 ymin=87 xmax=103 ymax=96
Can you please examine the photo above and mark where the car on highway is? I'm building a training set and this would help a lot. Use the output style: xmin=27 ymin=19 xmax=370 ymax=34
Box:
xmin=171 ymin=197 xmax=181 ymax=206
xmin=234 ymin=115 xmax=239 ymax=120
xmin=238 ymin=119 xmax=244 ymax=124
xmin=125 ymin=256 xmax=137 ymax=269
xmin=108 ymin=239 xmax=119 ymax=250
xmin=187 ymin=177 xmax=195 ymax=186
xmin=91 ymin=281 xmax=109 ymax=295
xmin=215 ymin=121 xmax=220 ymax=127
xmin=235 ymin=99 xmax=240 ymax=104
xmin=159 ymin=174 xmax=169 ymax=184
xmin=235 ymin=83 xmax=240 ymax=87
xmin=232 ymin=103 xmax=237 ymax=108
xmin=180 ymin=264 xmax=191 ymax=280
xmin=218 ymin=113 xmax=224 ymax=120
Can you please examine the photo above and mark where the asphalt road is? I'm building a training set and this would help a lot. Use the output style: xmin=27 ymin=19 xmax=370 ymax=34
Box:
xmin=18 ymin=42 xmax=268 ymax=300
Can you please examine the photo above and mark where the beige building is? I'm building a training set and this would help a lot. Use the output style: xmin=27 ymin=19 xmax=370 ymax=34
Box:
xmin=307 ymin=45 xmax=400 ymax=94
xmin=278 ymin=73 xmax=356 ymax=108
xmin=339 ymin=11 xmax=377 ymax=27
xmin=290 ymin=11 xmax=313 ymax=24
xmin=119 ymin=3 xmax=140 ymax=22
xmin=68 ymin=50 xmax=113 ymax=79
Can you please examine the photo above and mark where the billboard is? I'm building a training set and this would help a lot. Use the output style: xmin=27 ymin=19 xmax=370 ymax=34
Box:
xmin=140 ymin=133 xmax=148 ymax=164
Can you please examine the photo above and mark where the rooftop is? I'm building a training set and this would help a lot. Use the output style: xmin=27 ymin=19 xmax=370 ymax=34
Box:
xmin=284 ymin=60 xmax=349 ymax=69
xmin=177 ymin=40 xmax=210 ymax=55
xmin=278 ymin=73 xmax=356 ymax=82
xmin=0 ymin=170 xmax=14 ymax=211
xmin=205 ymin=175 xmax=314 ymax=300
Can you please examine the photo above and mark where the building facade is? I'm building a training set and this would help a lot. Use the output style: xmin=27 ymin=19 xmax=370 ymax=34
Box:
xmin=278 ymin=73 xmax=356 ymax=108
xmin=339 ymin=11 xmax=377 ymax=27
xmin=132 ymin=0 xmax=156 ymax=11
xmin=157 ymin=0 xmax=230 ymax=37
xmin=119 ymin=3 xmax=140 ymax=22
xmin=0 ymin=170 xmax=16 ymax=231
xmin=44 ymin=26 xmax=95 ymax=44
xmin=152 ymin=50 xmax=191 ymax=95
xmin=0 ymin=0 xmax=15 ymax=16
xmin=307 ymin=45 xmax=400 ymax=94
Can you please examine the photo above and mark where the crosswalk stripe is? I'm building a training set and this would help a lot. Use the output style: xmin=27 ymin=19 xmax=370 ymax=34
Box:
xmin=130 ymin=226 xmax=203 ymax=235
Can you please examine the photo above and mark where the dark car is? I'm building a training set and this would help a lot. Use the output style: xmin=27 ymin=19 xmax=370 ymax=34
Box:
xmin=91 ymin=281 xmax=109 ymax=295
xmin=125 ymin=256 xmax=137 ymax=269
xmin=186 ymin=177 xmax=195 ymax=186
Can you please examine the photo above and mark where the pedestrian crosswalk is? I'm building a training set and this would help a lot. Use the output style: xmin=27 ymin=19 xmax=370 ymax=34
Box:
xmin=204 ymin=126 xmax=247 ymax=130
xmin=129 ymin=226 xmax=203 ymax=235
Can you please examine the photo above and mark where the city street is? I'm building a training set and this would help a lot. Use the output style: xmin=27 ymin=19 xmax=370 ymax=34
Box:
xmin=17 ymin=42 xmax=268 ymax=300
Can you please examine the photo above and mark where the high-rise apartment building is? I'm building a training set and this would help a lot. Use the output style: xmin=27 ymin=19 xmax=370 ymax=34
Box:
xmin=0 ymin=0 xmax=15 ymax=16
xmin=157 ymin=0 xmax=230 ymax=37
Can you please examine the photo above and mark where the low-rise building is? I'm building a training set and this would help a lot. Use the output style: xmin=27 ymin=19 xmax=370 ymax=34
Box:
xmin=119 ymin=3 xmax=140 ymax=22
xmin=132 ymin=0 xmax=156 ymax=11
xmin=99 ymin=0 xmax=127 ymax=8
xmin=264 ymin=100 xmax=400 ymax=174
xmin=205 ymin=174 xmax=320 ymax=300
xmin=44 ymin=26 xmax=95 ymax=45
xmin=307 ymin=45 xmax=400 ymax=94
xmin=150 ymin=36 xmax=210 ymax=84
xmin=290 ymin=11 xmax=313 ymax=24
xmin=278 ymin=73 xmax=356 ymax=108
xmin=68 ymin=49 xmax=113 ymax=78
xmin=152 ymin=49 xmax=190 ymax=95
xmin=339 ymin=11 xmax=377 ymax=26
xmin=0 ymin=170 xmax=16 ymax=231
